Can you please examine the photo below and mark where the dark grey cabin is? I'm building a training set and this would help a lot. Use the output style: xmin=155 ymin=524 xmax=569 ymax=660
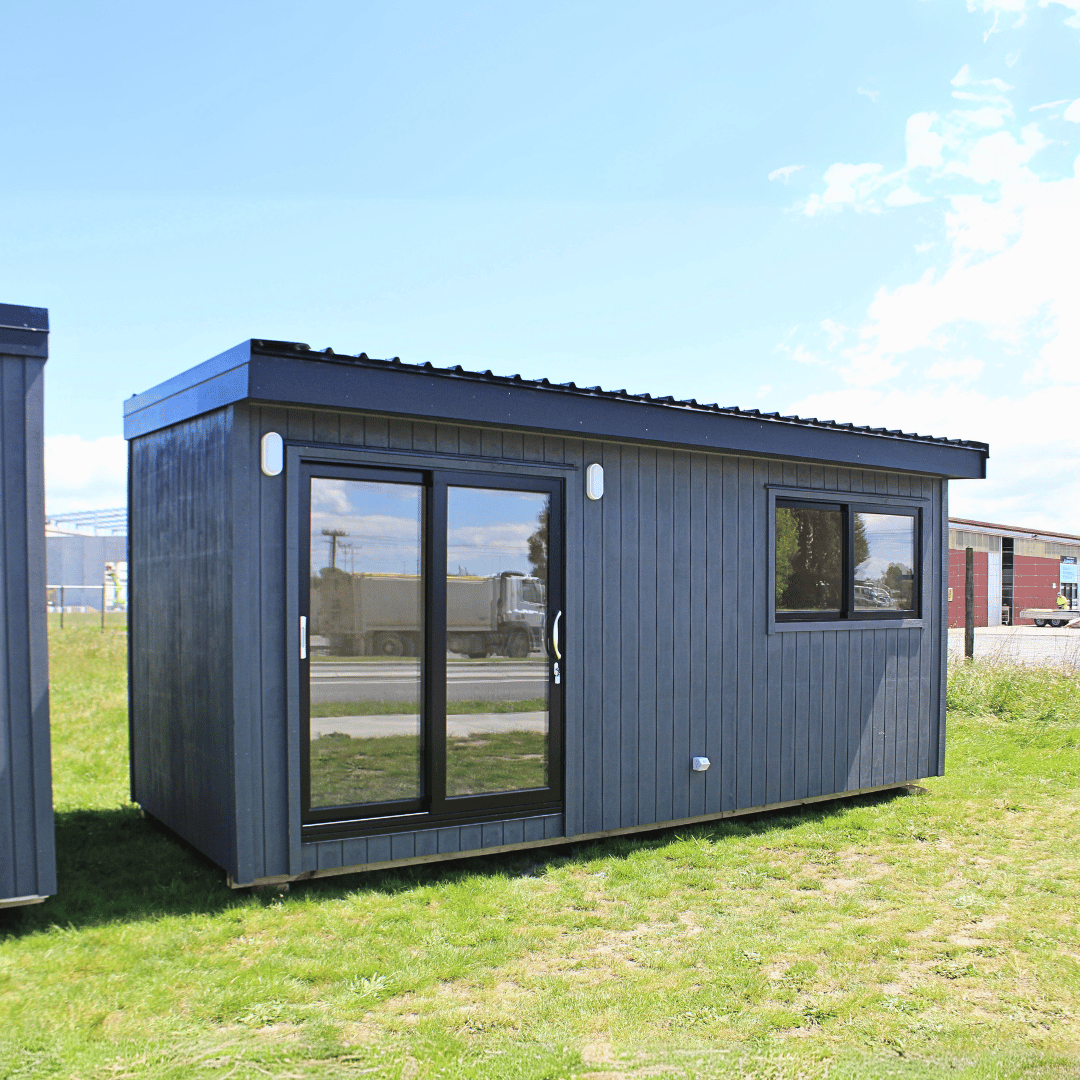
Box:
xmin=125 ymin=339 xmax=987 ymax=888
xmin=0 ymin=304 xmax=55 ymax=908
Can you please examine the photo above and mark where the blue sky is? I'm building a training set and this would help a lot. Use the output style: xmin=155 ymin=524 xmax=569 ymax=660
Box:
xmin=3 ymin=1 xmax=1078 ymax=528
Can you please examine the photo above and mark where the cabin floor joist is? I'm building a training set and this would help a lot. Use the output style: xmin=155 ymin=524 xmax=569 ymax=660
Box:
xmin=125 ymin=339 xmax=988 ymax=887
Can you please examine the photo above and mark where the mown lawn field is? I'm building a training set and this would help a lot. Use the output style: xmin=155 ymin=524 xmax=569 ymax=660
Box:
xmin=1 ymin=626 xmax=1078 ymax=1079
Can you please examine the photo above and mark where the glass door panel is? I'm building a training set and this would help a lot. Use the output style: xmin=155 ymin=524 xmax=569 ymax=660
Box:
xmin=445 ymin=486 xmax=550 ymax=796
xmin=308 ymin=477 xmax=423 ymax=808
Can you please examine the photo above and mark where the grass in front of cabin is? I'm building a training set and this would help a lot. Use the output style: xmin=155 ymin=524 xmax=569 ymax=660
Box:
xmin=0 ymin=630 xmax=1078 ymax=1079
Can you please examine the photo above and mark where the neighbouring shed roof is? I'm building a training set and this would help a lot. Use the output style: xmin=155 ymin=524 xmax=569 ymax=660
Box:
xmin=0 ymin=303 xmax=49 ymax=359
xmin=124 ymin=338 xmax=989 ymax=479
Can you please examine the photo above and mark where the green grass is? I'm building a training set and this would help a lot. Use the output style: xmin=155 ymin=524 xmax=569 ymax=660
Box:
xmin=311 ymin=729 xmax=548 ymax=805
xmin=1 ymin=639 xmax=1079 ymax=1079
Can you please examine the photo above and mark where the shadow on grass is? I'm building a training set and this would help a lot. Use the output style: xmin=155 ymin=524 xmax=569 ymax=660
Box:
xmin=0 ymin=787 xmax=912 ymax=939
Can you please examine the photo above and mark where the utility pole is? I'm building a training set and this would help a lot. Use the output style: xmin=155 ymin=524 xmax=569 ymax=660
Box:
xmin=965 ymin=546 xmax=975 ymax=660
xmin=322 ymin=528 xmax=348 ymax=569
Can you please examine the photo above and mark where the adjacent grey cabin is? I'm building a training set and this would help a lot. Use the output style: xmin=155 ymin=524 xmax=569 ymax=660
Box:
xmin=125 ymin=339 xmax=987 ymax=888
xmin=0 ymin=304 xmax=55 ymax=908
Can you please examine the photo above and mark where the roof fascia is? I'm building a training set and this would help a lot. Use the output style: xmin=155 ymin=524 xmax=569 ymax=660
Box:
xmin=123 ymin=340 xmax=253 ymax=437
xmin=123 ymin=344 xmax=987 ymax=479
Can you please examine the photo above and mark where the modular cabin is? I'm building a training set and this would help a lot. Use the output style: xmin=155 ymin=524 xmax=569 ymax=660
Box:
xmin=0 ymin=304 xmax=55 ymax=908
xmin=125 ymin=339 xmax=987 ymax=888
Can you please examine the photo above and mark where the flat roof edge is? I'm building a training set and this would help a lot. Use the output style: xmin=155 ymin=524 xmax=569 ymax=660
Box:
xmin=124 ymin=344 xmax=988 ymax=478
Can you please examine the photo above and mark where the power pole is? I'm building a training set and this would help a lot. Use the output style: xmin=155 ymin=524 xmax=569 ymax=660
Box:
xmin=965 ymin=546 xmax=975 ymax=660
xmin=322 ymin=528 xmax=348 ymax=569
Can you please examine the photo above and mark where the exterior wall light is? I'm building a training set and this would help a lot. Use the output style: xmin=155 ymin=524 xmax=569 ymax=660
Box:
xmin=261 ymin=431 xmax=283 ymax=477
xmin=586 ymin=463 xmax=604 ymax=500
xmin=692 ymin=756 xmax=711 ymax=772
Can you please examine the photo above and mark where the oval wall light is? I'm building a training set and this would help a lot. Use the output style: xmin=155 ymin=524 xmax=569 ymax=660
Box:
xmin=261 ymin=431 xmax=284 ymax=477
xmin=586 ymin=463 xmax=604 ymax=500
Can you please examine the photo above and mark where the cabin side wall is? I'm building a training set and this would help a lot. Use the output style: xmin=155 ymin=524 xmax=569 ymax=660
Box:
xmin=0 ymin=352 xmax=55 ymax=903
xmin=129 ymin=409 xmax=238 ymax=874
xmin=220 ymin=404 xmax=945 ymax=883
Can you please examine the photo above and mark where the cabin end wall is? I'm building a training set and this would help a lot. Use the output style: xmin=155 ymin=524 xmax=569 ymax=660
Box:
xmin=0 ymin=350 xmax=55 ymax=903
xmin=129 ymin=408 xmax=239 ymax=876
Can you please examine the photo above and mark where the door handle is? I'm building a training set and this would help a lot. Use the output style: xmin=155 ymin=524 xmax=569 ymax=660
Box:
xmin=300 ymin=615 xmax=308 ymax=660
xmin=552 ymin=610 xmax=562 ymax=661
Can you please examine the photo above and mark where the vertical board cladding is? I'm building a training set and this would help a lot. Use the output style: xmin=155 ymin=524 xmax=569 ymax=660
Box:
xmin=129 ymin=409 xmax=238 ymax=875
xmin=0 ymin=347 xmax=55 ymax=903
xmin=132 ymin=397 xmax=947 ymax=884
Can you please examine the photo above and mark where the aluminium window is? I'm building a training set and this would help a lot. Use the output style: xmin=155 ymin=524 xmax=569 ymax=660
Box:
xmin=774 ymin=498 xmax=920 ymax=622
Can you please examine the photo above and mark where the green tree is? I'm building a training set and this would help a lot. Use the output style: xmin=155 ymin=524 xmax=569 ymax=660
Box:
xmin=776 ymin=506 xmax=844 ymax=610
xmin=775 ymin=508 xmax=800 ymax=605
xmin=527 ymin=505 xmax=549 ymax=581
xmin=853 ymin=513 xmax=869 ymax=574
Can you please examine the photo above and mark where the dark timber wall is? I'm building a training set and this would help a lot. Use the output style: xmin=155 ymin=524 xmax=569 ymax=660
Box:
xmin=129 ymin=399 xmax=948 ymax=887
xmin=0 ymin=304 xmax=55 ymax=906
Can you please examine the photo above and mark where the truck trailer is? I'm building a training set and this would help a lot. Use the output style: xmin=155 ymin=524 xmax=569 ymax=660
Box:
xmin=311 ymin=570 xmax=545 ymax=658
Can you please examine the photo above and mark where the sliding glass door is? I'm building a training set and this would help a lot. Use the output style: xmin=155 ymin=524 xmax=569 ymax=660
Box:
xmin=300 ymin=463 xmax=562 ymax=834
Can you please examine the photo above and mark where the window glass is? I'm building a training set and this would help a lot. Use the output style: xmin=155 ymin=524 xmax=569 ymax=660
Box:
xmin=308 ymin=478 xmax=423 ymax=808
xmin=775 ymin=505 xmax=843 ymax=612
xmin=854 ymin=513 xmax=916 ymax=610
xmin=445 ymin=487 xmax=550 ymax=797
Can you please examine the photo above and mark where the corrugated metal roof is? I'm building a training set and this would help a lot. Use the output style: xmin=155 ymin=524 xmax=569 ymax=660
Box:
xmin=252 ymin=338 xmax=989 ymax=453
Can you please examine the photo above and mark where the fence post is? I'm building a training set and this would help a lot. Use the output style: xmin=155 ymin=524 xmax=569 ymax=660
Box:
xmin=965 ymin=546 xmax=975 ymax=660
xmin=101 ymin=582 xmax=106 ymax=631
xmin=60 ymin=584 xmax=64 ymax=630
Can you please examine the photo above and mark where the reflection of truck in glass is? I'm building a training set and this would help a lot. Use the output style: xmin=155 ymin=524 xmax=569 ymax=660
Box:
xmin=310 ymin=570 xmax=545 ymax=658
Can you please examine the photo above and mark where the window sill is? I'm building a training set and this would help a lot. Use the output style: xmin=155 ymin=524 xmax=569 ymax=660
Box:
xmin=770 ymin=618 xmax=925 ymax=634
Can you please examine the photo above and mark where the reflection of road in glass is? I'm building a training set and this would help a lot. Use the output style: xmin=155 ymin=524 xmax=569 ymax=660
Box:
xmin=309 ymin=657 xmax=547 ymax=705
xmin=309 ymin=654 xmax=550 ymax=800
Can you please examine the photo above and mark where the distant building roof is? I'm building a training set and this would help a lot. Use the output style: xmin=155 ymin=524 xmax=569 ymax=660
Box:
xmin=45 ymin=507 xmax=126 ymax=536
xmin=949 ymin=517 xmax=1080 ymax=545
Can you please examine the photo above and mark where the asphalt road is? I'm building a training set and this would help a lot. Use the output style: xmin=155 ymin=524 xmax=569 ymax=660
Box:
xmin=947 ymin=625 xmax=1080 ymax=667
xmin=309 ymin=658 xmax=549 ymax=704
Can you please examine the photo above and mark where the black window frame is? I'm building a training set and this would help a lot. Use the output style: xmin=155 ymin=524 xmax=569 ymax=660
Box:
xmin=299 ymin=460 xmax=565 ymax=840
xmin=774 ymin=497 xmax=922 ymax=624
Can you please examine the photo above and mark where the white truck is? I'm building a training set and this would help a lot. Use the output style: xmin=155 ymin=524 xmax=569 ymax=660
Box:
xmin=311 ymin=570 xmax=545 ymax=658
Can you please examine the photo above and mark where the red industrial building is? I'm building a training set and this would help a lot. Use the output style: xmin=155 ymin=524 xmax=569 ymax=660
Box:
xmin=948 ymin=518 xmax=1080 ymax=627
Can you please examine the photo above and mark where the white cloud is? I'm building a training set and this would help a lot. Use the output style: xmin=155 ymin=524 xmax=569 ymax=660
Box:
xmin=756 ymin=383 xmax=773 ymax=399
xmin=857 ymin=87 xmax=880 ymax=103
xmin=768 ymin=164 xmax=803 ymax=182
xmin=925 ymin=357 xmax=984 ymax=381
xmin=885 ymin=184 xmax=932 ymax=207
xmin=781 ymin=59 xmax=1080 ymax=531
xmin=1065 ymin=99 xmax=1080 ymax=122
xmin=956 ymin=107 xmax=1007 ymax=127
xmin=906 ymin=113 xmax=944 ymax=169
xmin=803 ymin=162 xmax=885 ymax=215
xmin=1030 ymin=98 xmax=1071 ymax=110
xmin=45 ymin=434 xmax=127 ymax=515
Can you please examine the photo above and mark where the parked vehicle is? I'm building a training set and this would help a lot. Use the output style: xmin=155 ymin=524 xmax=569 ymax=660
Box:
xmin=311 ymin=570 xmax=545 ymax=657
xmin=1018 ymin=607 xmax=1080 ymax=628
